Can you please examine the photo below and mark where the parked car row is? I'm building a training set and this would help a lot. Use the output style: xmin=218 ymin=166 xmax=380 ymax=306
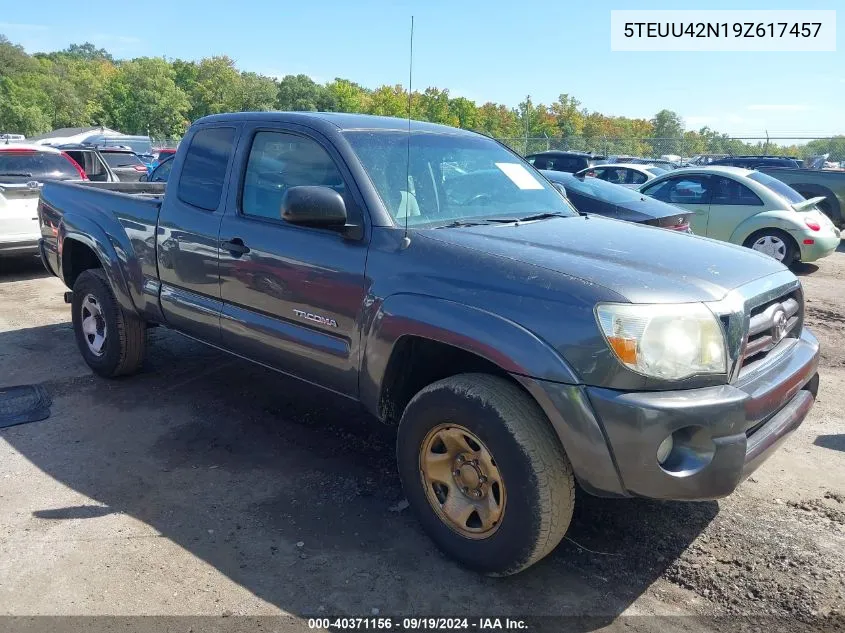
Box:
xmin=539 ymin=162 xmax=840 ymax=266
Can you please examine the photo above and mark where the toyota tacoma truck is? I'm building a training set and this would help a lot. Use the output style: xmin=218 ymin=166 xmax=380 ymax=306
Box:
xmin=37 ymin=112 xmax=820 ymax=576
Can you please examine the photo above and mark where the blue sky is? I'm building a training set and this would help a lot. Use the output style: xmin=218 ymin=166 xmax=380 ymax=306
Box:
xmin=1 ymin=0 xmax=842 ymax=137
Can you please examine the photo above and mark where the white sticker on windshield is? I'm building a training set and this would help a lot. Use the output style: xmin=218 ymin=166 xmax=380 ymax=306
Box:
xmin=495 ymin=162 xmax=544 ymax=190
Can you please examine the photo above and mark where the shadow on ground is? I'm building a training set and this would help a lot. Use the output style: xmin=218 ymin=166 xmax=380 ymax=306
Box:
xmin=814 ymin=434 xmax=845 ymax=453
xmin=0 ymin=324 xmax=718 ymax=630
xmin=792 ymin=262 xmax=819 ymax=277
xmin=0 ymin=255 xmax=50 ymax=282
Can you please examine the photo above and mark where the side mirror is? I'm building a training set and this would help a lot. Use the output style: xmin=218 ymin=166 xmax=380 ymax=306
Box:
xmin=139 ymin=173 xmax=148 ymax=182
xmin=552 ymin=182 xmax=567 ymax=196
xmin=281 ymin=186 xmax=347 ymax=228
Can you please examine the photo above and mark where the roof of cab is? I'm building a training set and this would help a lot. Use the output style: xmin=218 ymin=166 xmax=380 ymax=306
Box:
xmin=193 ymin=111 xmax=479 ymax=135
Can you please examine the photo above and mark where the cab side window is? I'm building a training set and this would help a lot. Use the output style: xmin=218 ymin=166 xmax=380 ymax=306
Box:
xmin=177 ymin=127 xmax=236 ymax=211
xmin=711 ymin=176 xmax=763 ymax=206
xmin=241 ymin=131 xmax=346 ymax=222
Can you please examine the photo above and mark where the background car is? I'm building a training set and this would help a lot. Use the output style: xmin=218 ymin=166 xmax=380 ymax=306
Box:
xmin=541 ymin=170 xmax=692 ymax=231
xmin=525 ymin=150 xmax=604 ymax=173
xmin=148 ymin=148 xmax=177 ymax=172
xmin=0 ymin=144 xmax=86 ymax=256
xmin=639 ymin=166 xmax=840 ymax=266
xmin=574 ymin=163 xmax=667 ymax=188
xmin=140 ymin=154 xmax=174 ymax=183
xmin=709 ymin=155 xmax=801 ymax=169
xmin=96 ymin=148 xmax=149 ymax=182
xmin=58 ymin=144 xmax=121 ymax=182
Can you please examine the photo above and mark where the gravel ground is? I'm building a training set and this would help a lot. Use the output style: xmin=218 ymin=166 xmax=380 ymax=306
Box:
xmin=0 ymin=248 xmax=843 ymax=632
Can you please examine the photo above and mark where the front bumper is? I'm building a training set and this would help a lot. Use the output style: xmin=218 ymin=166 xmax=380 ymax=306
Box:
xmin=519 ymin=328 xmax=819 ymax=500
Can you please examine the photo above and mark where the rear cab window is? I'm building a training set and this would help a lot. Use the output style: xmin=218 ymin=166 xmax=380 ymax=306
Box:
xmin=177 ymin=127 xmax=237 ymax=210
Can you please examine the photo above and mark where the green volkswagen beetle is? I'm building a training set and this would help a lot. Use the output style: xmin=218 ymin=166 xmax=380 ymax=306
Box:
xmin=639 ymin=166 xmax=840 ymax=266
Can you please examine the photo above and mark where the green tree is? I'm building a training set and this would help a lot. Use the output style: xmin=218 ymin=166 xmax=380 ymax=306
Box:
xmin=805 ymin=136 xmax=845 ymax=162
xmin=0 ymin=76 xmax=51 ymax=135
xmin=0 ymin=35 xmax=38 ymax=77
xmin=101 ymin=57 xmax=190 ymax=136
xmin=238 ymin=72 xmax=278 ymax=112
xmin=366 ymin=84 xmax=407 ymax=118
xmin=448 ymin=96 xmax=477 ymax=130
xmin=276 ymin=74 xmax=331 ymax=111
xmin=57 ymin=42 xmax=114 ymax=63
xmin=325 ymin=78 xmax=369 ymax=113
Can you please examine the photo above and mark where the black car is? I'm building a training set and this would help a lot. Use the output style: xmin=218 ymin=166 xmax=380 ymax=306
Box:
xmin=709 ymin=155 xmax=801 ymax=169
xmin=58 ymin=145 xmax=120 ymax=182
xmin=525 ymin=150 xmax=604 ymax=173
xmin=541 ymin=170 xmax=691 ymax=231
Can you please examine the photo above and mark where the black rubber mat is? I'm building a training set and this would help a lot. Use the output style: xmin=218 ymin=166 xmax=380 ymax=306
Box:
xmin=0 ymin=384 xmax=52 ymax=429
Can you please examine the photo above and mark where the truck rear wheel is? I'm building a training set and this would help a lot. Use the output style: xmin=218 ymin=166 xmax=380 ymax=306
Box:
xmin=396 ymin=373 xmax=574 ymax=576
xmin=71 ymin=269 xmax=146 ymax=378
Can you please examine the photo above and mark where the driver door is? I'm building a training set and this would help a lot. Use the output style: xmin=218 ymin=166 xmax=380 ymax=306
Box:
xmin=217 ymin=125 xmax=370 ymax=397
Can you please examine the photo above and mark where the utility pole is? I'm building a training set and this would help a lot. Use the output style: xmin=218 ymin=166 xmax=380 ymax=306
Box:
xmin=524 ymin=94 xmax=531 ymax=155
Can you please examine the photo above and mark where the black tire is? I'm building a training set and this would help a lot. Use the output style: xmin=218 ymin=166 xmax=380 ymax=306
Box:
xmin=71 ymin=269 xmax=146 ymax=378
xmin=743 ymin=228 xmax=799 ymax=267
xmin=397 ymin=373 xmax=575 ymax=576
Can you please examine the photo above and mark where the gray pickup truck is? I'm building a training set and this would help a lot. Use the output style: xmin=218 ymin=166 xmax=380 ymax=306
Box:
xmin=37 ymin=112 xmax=820 ymax=576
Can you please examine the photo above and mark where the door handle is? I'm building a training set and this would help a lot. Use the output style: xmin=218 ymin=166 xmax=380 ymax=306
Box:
xmin=221 ymin=238 xmax=250 ymax=256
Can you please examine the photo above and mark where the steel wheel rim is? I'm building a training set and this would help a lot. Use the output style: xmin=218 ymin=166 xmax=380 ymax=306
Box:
xmin=419 ymin=424 xmax=506 ymax=540
xmin=80 ymin=294 xmax=107 ymax=356
xmin=752 ymin=235 xmax=787 ymax=261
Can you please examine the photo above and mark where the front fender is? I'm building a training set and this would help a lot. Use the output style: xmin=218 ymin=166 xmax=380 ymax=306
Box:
xmin=59 ymin=218 xmax=138 ymax=315
xmin=359 ymin=293 xmax=580 ymax=416
xmin=729 ymin=210 xmax=804 ymax=246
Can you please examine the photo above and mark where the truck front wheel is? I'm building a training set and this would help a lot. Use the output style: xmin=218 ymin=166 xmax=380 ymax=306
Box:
xmin=396 ymin=373 xmax=575 ymax=576
xmin=71 ymin=269 xmax=146 ymax=378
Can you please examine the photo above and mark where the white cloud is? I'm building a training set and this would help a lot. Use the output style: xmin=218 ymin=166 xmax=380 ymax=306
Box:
xmin=90 ymin=34 xmax=142 ymax=45
xmin=746 ymin=104 xmax=810 ymax=112
xmin=0 ymin=22 xmax=49 ymax=31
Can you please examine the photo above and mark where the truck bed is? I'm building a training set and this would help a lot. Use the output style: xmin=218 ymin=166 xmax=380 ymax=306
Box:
xmin=39 ymin=180 xmax=165 ymax=297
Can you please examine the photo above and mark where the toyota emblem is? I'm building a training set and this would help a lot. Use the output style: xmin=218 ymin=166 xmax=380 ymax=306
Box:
xmin=26 ymin=180 xmax=39 ymax=189
xmin=772 ymin=310 xmax=788 ymax=344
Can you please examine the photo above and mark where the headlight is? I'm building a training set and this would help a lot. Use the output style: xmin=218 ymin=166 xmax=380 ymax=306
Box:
xmin=596 ymin=303 xmax=727 ymax=380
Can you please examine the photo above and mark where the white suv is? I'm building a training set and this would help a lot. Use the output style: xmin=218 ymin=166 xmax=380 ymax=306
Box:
xmin=0 ymin=144 xmax=86 ymax=256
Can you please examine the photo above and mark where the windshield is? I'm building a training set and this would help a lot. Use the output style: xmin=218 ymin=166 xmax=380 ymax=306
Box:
xmin=344 ymin=131 xmax=577 ymax=226
xmin=747 ymin=171 xmax=805 ymax=204
xmin=645 ymin=166 xmax=667 ymax=176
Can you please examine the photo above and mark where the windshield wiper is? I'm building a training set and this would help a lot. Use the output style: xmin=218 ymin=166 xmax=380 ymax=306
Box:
xmin=510 ymin=212 xmax=571 ymax=222
xmin=0 ymin=172 xmax=33 ymax=177
xmin=435 ymin=219 xmax=496 ymax=228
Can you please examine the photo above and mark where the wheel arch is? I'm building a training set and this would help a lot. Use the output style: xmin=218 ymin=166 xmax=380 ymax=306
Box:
xmin=60 ymin=229 xmax=136 ymax=315
xmin=360 ymin=294 xmax=580 ymax=425
xmin=729 ymin=210 xmax=804 ymax=247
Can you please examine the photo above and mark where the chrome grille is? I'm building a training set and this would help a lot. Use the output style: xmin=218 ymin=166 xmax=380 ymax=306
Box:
xmin=740 ymin=291 xmax=802 ymax=370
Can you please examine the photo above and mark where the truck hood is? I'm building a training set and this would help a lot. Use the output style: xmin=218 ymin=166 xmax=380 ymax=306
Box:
xmin=423 ymin=215 xmax=787 ymax=304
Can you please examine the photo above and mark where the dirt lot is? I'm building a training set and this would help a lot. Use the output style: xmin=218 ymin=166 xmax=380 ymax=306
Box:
xmin=0 ymin=249 xmax=843 ymax=632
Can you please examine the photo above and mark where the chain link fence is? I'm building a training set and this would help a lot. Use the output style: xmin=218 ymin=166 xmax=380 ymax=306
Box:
xmin=495 ymin=136 xmax=835 ymax=161
xmin=151 ymin=138 xmax=181 ymax=150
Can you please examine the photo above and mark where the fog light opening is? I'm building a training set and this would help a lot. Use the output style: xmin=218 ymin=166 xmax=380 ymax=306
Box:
xmin=658 ymin=426 xmax=716 ymax=476
xmin=656 ymin=435 xmax=674 ymax=465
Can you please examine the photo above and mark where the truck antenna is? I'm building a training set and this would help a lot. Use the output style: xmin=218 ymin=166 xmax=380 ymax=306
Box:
xmin=401 ymin=16 xmax=414 ymax=250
